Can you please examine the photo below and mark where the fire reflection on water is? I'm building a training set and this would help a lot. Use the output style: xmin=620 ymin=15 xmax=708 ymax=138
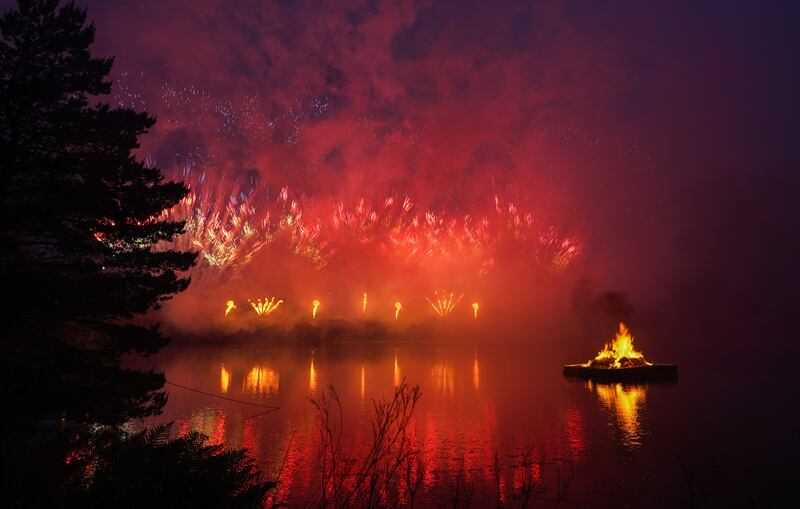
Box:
xmin=472 ymin=350 xmax=480 ymax=391
xmin=587 ymin=380 xmax=647 ymax=448
xmin=243 ymin=365 xmax=279 ymax=395
xmin=431 ymin=362 xmax=455 ymax=397
xmin=393 ymin=350 xmax=400 ymax=388
xmin=360 ymin=365 xmax=365 ymax=400
xmin=163 ymin=348 xmax=639 ymax=506
xmin=309 ymin=357 xmax=317 ymax=392
xmin=183 ymin=407 xmax=227 ymax=447
xmin=220 ymin=365 xmax=230 ymax=394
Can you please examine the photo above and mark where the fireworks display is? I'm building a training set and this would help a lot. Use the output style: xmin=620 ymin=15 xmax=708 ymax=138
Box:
xmin=249 ymin=297 xmax=284 ymax=317
xmin=426 ymin=291 xmax=464 ymax=318
xmin=157 ymin=167 xmax=581 ymax=279
xmin=156 ymin=165 xmax=304 ymax=274
xmin=113 ymin=73 xmax=587 ymax=329
xmin=224 ymin=300 xmax=236 ymax=317
xmin=224 ymin=293 xmax=495 ymax=322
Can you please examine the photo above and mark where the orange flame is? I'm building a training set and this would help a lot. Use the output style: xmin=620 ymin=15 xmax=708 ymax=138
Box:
xmin=312 ymin=299 xmax=320 ymax=319
xmin=472 ymin=302 xmax=479 ymax=320
xmin=362 ymin=292 xmax=368 ymax=314
xmin=394 ymin=301 xmax=402 ymax=320
xmin=587 ymin=323 xmax=651 ymax=368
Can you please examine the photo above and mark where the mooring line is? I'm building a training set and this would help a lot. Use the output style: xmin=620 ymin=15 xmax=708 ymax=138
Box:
xmin=165 ymin=380 xmax=279 ymax=411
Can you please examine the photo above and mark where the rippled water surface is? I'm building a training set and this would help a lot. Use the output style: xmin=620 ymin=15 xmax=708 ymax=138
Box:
xmin=141 ymin=339 xmax=797 ymax=507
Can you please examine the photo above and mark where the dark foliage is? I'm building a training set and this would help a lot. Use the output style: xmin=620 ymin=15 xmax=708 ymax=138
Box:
xmin=0 ymin=0 xmax=195 ymax=429
xmin=0 ymin=2 xmax=274 ymax=508
xmin=67 ymin=424 xmax=276 ymax=509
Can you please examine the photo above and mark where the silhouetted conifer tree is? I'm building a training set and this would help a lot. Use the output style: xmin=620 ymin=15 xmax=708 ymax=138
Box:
xmin=0 ymin=0 xmax=195 ymax=429
xmin=0 ymin=2 xmax=279 ymax=507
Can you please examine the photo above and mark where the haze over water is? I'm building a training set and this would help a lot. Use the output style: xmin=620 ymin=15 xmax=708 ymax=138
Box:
xmin=141 ymin=330 xmax=797 ymax=508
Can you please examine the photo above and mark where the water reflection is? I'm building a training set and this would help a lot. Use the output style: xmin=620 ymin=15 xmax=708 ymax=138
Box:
xmin=393 ymin=350 xmax=400 ymax=387
xmin=360 ymin=365 xmax=365 ymax=400
xmin=184 ymin=406 xmax=226 ymax=446
xmin=431 ymin=362 xmax=455 ymax=397
xmin=220 ymin=365 xmax=230 ymax=394
xmin=587 ymin=380 xmax=647 ymax=448
xmin=152 ymin=344 xmax=674 ymax=506
xmin=243 ymin=365 xmax=280 ymax=395
xmin=309 ymin=357 xmax=317 ymax=392
xmin=564 ymin=406 xmax=586 ymax=460
xmin=472 ymin=349 xmax=480 ymax=391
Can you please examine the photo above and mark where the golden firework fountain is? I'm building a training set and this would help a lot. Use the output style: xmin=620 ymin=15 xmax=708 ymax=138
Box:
xmin=426 ymin=290 xmax=463 ymax=317
xmin=249 ymin=297 xmax=283 ymax=317
xmin=224 ymin=300 xmax=237 ymax=317
xmin=563 ymin=323 xmax=677 ymax=381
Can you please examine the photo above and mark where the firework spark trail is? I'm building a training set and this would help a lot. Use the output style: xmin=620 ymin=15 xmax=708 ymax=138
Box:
xmin=118 ymin=75 xmax=581 ymax=279
xmin=114 ymin=73 xmax=328 ymax=143
xmin=394 ymin=302 xmax=402 ymax=320
xmin=156 ymin=174 xmax=580 ymax=279
xmin=426 ymin=290 xmax=464 ymax=317
xmin=312 ymin=299 xmax=320 ymax=319
xmin=249 ymin=297 xmax=283 ymax=317
xmin=157 ymin=165 xmax=308 ymax=274
xmin=224 ymin=300 xmax=237 ymax=317
xmin=472 ymin=302 xmax=479 ymax=320
xmin=309 ymin=194 xmax=580 ymax=273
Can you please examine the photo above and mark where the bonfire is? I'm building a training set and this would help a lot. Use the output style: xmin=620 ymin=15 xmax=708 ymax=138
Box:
xmin=585 ymin=323 xmax=650 ymax=368
xmin=563 ymin=323 xmax=677 ymax=381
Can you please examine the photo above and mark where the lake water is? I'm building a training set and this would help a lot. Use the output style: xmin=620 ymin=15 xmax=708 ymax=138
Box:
xmin=140 ymin=337 xmax=797 ymax=508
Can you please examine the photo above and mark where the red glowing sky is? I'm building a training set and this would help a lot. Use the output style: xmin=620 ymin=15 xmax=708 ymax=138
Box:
xmin=13 ymin=0 xmax=796 ymax=335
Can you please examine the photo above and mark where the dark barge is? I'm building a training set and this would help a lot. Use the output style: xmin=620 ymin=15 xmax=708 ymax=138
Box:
xmin=563 ymin=363 xmax=678 ymax=382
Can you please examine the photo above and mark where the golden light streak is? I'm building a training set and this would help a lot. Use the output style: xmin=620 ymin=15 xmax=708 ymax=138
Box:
xmin=394 ymin=301 xmax=402 ymax=320
xmin=360 ymin=365 xmax=365 ymax=400
xmin=472 ymin=350 xmax=480 ymax=391
xmin=362 ymin=292 xmax=368 ymax=314
xmin=309 ymin=357 xmax=317 ymax=392
xmin=472 ymin=302 xmax=479 ymax=320
xmin=393 ymin=350 xmax=400 ymax=388
xmin=312 ymin=299 xmax=320 ymax=319
xmin=220 ymin=365 xmax=231 ymax=393
xmin=224 ymin=300 xmax=237 ymax=317
xmin=249 ymin=297 xmax=283 ymax=317
xmin=426 ymin=290 xmax=464 ymax=317
xmin=588 ymin=380 xmax=647 ymax=448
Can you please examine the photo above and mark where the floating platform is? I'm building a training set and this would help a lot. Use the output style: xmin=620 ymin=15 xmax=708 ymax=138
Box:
xmin=563 ymin=363 xmax=678 ymax=382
